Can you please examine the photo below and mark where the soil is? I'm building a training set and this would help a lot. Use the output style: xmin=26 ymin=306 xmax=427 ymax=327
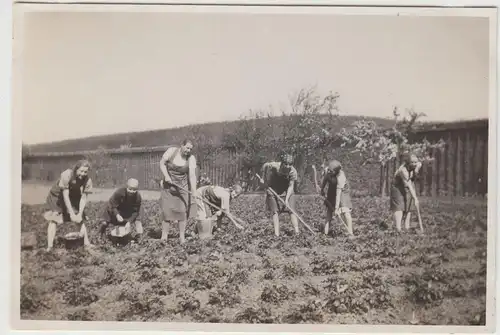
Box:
xmin=19 ymin=188 xmax=487 ymax=325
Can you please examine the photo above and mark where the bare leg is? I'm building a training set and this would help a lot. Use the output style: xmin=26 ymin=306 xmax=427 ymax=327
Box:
xmin=179 ymin=220 xmax=186 ymax=244
xmin=79 ymin=223 xmax=91 ymax=247
xmin=272 ymin=213 xmax=280 ymax=237
xmin=47 ymin=221 xmax=57 ymax=251
xmin=99 ymin=221 xmax=108 ymax=239
xmin=404 ymin=212 xmax=412 ymax=230
xmin=290 ymin=214 xmax=299 ymax=234
xmin=161 ymin=220 xmax=170 ymax=240
xmin=135 ymin=221 xmax=144 ymax=235
xmin=325 ymin=209 xmax=333 ymax=235
xmin=393 ymin=211 xmax=403 ymax=232
xmin=343 ymin=212 xmax=354 ymax=236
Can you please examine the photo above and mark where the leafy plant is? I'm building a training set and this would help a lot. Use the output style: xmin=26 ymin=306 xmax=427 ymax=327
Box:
xmin=338 ymin=107 xmax=446 ymax=195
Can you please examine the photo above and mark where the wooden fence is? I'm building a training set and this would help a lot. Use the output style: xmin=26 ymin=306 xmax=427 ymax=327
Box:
xmin=380 ymin=119 xmax=489 ymax=197
xmin=22 ymin=119 xmax=489 ymax=197
xmin=22 ymin=146 xmax=244 ymax=190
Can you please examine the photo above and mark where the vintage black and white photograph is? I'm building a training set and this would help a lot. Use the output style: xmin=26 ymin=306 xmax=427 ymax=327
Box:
xmin=12 ymin=3 xmax=497 ymax=332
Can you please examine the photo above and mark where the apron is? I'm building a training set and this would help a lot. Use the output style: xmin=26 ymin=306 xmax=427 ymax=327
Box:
xmin=45 ymin=169 xmax=89 ymax=222
xmin=390 ymin=165 xmax=414 ymax=212
xmin=159 ymin=148 xmax=196 ymax=221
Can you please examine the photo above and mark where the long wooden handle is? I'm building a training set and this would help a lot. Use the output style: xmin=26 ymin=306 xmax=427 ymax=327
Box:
xmin=255 ymin=174 xmax=315 ymax=234
xmin=415 ymin=203 xmax=424 ymax=232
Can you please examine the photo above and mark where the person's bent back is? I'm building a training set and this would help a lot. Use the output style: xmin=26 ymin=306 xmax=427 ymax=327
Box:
xmin=99 ymin=178 xmax=144 ymax=242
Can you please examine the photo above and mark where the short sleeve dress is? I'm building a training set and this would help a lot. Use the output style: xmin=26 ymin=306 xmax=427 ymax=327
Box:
xmin=159 ymin=147 xmax=197 ymax=222
xmin=324 ymin=170 xmax=352 ymax=213
xmin=44 ymin=168 xmax=93 ymax=224
xmin=263 ymin=162 xmax=298 ymax=214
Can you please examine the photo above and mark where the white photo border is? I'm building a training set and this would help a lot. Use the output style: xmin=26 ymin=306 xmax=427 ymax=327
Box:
xmin=8 ymin=2 xmax=499 ymax=334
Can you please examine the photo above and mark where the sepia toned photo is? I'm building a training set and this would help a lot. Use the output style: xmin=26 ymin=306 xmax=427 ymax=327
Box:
xmin=11 ymin=3 xmax=497 ymax=333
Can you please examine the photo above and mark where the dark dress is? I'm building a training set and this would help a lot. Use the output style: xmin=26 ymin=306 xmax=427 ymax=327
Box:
xmin=45 ymin=168 xmax=92 ymax=223
xmin=324 ymin=170 xmax=352 ymax=211
xmin=100 ymin=187 xmax=142 ymax=225
xmin=390 ymin=165 xmax=416 ymax=212
xmin=262 ymin=162 xmax=298 ymax=214
xmin=159 ymin=147 xmax=197 ymax=221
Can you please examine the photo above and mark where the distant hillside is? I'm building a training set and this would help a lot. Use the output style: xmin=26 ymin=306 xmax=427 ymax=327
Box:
xmin=28 ymin=115 xmax=396 ymax=154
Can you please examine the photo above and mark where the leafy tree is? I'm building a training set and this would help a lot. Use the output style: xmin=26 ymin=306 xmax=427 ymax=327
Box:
xmin=221 ymin=110 xmax=277 ymax=184
xmin=338 ymin=107 xmax=445 ymax=196
xmin=278 ymin=86 xmax=341 ymax=191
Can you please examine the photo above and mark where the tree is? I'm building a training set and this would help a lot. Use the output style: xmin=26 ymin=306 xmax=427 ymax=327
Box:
xmin=278 ymin=86 xmax=341 ymax=191
xmin=338 ymin=107 xmax=445 ymax=196
xmin=220 ymin=86 xmax=343 ymax=192
xmin=221 ymin=109 xmax=277 ymax=185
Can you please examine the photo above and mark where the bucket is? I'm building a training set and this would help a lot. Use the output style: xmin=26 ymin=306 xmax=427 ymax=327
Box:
xmin=196 ymin=219 xmax=215 ymax=240
xmin=109 ymin=225 xmax=132 ymax=246
xmin=63 ymin=232 xmax=84 ymax=250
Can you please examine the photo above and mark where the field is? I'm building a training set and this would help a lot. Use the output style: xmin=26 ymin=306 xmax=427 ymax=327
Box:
xmin=20 ymin=189 xmax=488 ymax=325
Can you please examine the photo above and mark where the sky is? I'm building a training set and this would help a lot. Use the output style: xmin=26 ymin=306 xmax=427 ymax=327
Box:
xmin=20 ymin=10 xmax=491 ymax=144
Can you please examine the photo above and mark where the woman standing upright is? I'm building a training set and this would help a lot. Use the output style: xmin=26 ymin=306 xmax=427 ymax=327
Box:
xmin=319 ymin=160 xmax=354 ymax=237
xmin=43 ymin=159 xmax=93 ymax=251
xmin=390 ymin=153 xmax=422 ymax=232
xmin=159 ymin=140 xmax=198 ymax=244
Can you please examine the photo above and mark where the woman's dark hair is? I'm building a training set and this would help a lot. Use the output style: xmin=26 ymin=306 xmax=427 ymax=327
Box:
xmin=72 ymin=159 xmax=91 ymax=183
xmin=73 ymin=159 xmax=91 ymax=172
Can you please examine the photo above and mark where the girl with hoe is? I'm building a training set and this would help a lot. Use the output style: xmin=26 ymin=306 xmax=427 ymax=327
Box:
xmin=390 ymin=153 xmax=422 ymax=232
xmin=159 ymin=140 xmax=198 ymax=244
xmin=196 ymin=183 xmax=244 ymax=227
xmin=43 ymin=160 xmax=93 ymax=252
xmin=319 ymin=160 xmax=354 ymax=237
xmin=259 ymin=153 xmax=299 ymax=237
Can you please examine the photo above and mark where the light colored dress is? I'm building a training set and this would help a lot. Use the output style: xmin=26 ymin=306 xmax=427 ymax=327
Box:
xmin=159 ymin=147 xmax=197 ymax=221
xmin=196 ymin=185 xmax=231 ymax=220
